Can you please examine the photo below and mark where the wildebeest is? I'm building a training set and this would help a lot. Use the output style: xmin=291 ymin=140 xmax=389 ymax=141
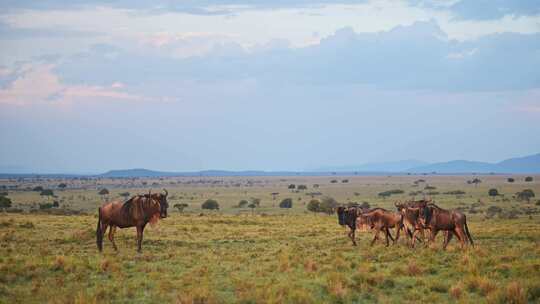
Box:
xmin=337 ymin=206 xmax=361 ymax=246
xmin=96 ymin=189 xmax=169 ymax=252
xmin=395 ymin=200 xmax=428 ymax=247
xmin=359 ymin=208 xmax=403 ymax=247
xmin=415 ymin=201 xmax=474 ymax=250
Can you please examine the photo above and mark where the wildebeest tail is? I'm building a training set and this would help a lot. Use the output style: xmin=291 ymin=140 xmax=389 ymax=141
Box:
xmin=96 ymin=207 xmax=103 ymax=252
xmin=464 ymin=220 xmax=474 ymax=247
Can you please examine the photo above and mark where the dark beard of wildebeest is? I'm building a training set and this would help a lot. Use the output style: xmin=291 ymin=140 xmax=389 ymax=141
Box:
xmin=415 ymin=201 xmax=474 ymax=250
xmin=96 ymin=189 xmax=169 ymax=252
xmin=358 ymin=208 xmax=405 ymax=247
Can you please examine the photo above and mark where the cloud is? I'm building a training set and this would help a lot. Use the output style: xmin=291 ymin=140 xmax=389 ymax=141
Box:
xmin=53 ymin=21 xmax=540 ymax=92
xmin=0 ymin=64 xmax=144 ymax=106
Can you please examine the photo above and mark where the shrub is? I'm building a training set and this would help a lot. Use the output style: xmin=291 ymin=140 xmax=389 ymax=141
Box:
xmin=341 ymin=179 xmax=349 ymax=183
xmin=98 ymin=188 xmax=109 ymax=195
xmin=238 ymin=200 xmax=249 ymax=208
xmin=201 ymin=199 xmax=219 ymax=210
xmin=525 ymin=176 xmax=533 ymax=182
xmin=319 ymin=197 xmax=338 ymax=214
xmin=297 ymin=185 xmax=307 ymax=191
xmin=57 ymin=183 xmax=67 ymax=189
xmin=486 ymin=206 xmax=503 ymax=218
xmin=330 ymin=180 xmax=338 ymax=184
xmin=288 ymin=184 xmax=296 ymax=190
xmin=424 ymin=185 xmax=437 ymax=190
xmin=378 ymin=189 xmax=404 ymax=198
xmin=40 ymin=189 xmax=54 ymax=197
xmin=488 ymin=188 xmax=499 ymax=196
xmin=516 ymin=189 xmax=535 ymax=202
xmin=39 ymin=203 xmax=54 ymax=210
xmin=307 ymin=199 xmax=320 ymax=212
xmin=443 ymin=190 xmax=466 ymax=195
xmin=174 ymin=203 xmax=189 ymax=212
xmin=279 ymin=198 xmax=293 ymax=209
xmin=0 ymin=196 xmax=12 ymax=209
xmin=507 ymin=177 xmax=515 ymax=183
xmin=32 ymin=186 xmax=44 ymax=192
xmin=359 ymin=201 xmax=370 ymax=209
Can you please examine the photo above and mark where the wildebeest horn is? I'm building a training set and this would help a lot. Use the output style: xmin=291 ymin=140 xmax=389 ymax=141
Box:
xmin=163 ymin=188 xmax=168 ymax=197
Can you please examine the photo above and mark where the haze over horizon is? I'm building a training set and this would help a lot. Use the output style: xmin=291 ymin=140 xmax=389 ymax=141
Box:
xmin=1 ymin=1 xmax=539 ymax=173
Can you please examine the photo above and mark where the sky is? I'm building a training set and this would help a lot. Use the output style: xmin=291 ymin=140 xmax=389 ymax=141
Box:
xmin=0 ymin=0 xmax=539 ymax=173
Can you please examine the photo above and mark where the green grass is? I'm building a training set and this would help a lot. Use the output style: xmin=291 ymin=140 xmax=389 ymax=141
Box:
xmin=0 ymin=175 xmax=539 ymax=303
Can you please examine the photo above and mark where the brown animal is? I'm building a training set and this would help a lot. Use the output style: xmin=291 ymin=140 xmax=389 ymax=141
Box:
xmin=96 ymin=189 xmax=169 ymax=252
xmin=416 ymin=201 xmax=474 ymax=250
xmin=359 ymin=208 xmax=403 ymax=247
xmin=395 ymin=200 xmax=427 ymax=247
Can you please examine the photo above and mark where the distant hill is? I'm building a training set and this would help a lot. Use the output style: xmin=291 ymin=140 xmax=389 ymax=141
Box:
xmin=317 ymin=159 xmax=429 ymax=173
xmin=408 ymin=153 xmax=540 ymax=173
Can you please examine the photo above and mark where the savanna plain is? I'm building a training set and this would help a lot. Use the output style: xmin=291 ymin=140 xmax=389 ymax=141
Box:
xmin=1 ymin=175 xmax=539 ymax=303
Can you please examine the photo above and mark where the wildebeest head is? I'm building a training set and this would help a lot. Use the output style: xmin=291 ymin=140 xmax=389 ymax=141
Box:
xmin=158 ymin=189 xmax=169 ymax=218
xmin=337 ymin=206 xmax=347 ymax=225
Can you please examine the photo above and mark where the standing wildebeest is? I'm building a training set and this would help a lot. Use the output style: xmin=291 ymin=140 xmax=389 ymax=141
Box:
xmin=337 ymin=206 xmax=361 ymax=246
xmin=96 ymin=189 xmax=169 ymax=252
xmin=359 ymin=208 xmax=403 ymax=247
xmin=415 ymin=201 xmax=474 ymax=250
xmin=395 ymin=201 xmax=428 ymax=248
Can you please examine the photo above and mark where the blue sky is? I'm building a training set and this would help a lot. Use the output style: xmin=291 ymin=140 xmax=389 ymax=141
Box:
xmin=0 ymin=0 xmax=539 ymax=173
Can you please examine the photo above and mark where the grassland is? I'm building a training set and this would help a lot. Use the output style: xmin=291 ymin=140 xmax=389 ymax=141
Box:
xmin=1 ymin=175 xmax=539 ymax=303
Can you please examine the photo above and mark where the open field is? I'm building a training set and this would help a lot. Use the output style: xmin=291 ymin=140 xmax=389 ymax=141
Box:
xmin=1 ymin=175 xmax=540 ymax=303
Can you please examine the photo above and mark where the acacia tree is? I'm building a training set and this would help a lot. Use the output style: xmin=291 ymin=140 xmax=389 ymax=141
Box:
xmin=488 ymin=188 xmax=499 ymax=197
xmin=279 ymin=198 xmax=293 ymax=209
xmin=40 ymin=189 xmax=54 ymax=201
xmin=98 ymin=188 xmax=110 ymax=202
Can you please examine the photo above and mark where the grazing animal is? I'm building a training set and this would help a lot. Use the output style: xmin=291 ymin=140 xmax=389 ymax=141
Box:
xmin=337 ymin=206 xmax=361 ymax=246
xmin=395 ymin=201 xmax=427 ymax=247
xmin=96 ymin=189 xmax=169 ymax=252
xmin=359 ymin=208 xmax=403 ymax=247
xmin=416 ymin=201 xmax=474 ymax=250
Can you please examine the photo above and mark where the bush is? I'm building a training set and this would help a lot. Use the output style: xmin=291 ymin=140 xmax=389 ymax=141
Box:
xmin=507 ymin=178 xmax=515 ymax=183
xmin=0 ymin=196 xmax=12 ymax=209
xmin=319 ymin=197 xmax=338 ymax=214
xmin=488 ymin=188 xmax=499 ymax=196
xmin=341 ymin=179 xmax=349 ymax=183
xmin=173 ymin=203 xmax=189 ymax=212
xmin=57 ymin=183 xmax=67 ymax=189
xmin=39 ymin=203 xmax=54 ymax=210
xmin=516 ymin=189 xmax=535 ymax=202
xmin=202 ymin=199 xmax=219 ymax=210
xmin=330 ymin=180 xmax=338 ymax=183
xmin=98 ymin=188 xmax=109 ymax=195
xmin=238 ymin=200 xmax=249 ymax=208
xmin=297 ymin=185 xmax=307 ymax=190
xmin=32 ymin=186 xmax=44 ymax=192
xmin=443 ymin=190 xmax=466 ymax=195
xmin=279 ymin=198 xmax=293 ymax=208
xmin=378 ymin=189 xmax=404 ymax=198
xmin=307 ymin=199 xmax=320 ymax=212
xmin=424 ymin=185 xmax=437 ymax=190
xmin=288 ymin=184 xmax=296 ymax=190
xmin=486 ymin=206 xmax=503 ymax=218
xmin=359 ymin=201 xmax=370 ymax=209
xmin=525 ymin=176 xmax=533 ymax=182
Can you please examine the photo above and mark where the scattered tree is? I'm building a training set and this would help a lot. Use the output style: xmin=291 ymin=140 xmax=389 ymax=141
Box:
xmin=98 ymin=188 xmax=109 ymax=201
xmin=468 ymin=178 xmax=482 ymax=187
xmin=271 ymin=192 xmax=279 ymax=200
xmin=279 ymin=198 xmax=293 ymax=208
xmin=377 ymin=189 xmax=404 ymax=199
xmin=0 ymin=196 xmax=12 ymax=209
xmin=238 ymin=200 xmax=249 ymax=208
xmin=40 ymin=189 xmax=54 ymax=201
xmin=319 ymin=196 xmax=338 ymax=214
xmin=359 ymin=201 xmax=371 ymax=209
xmin=57 ymin=183 xmax=67 ymax=189
xmin=307 ymin=199 xmax=320 ymax=212
xmin=288 ymin=184 xmax=296 ymax=191
xmin=313 ymin=184 xmax=320 ymax=189
xmin=174 ymin=203 xmax=189 ymax=213
xmin=341 ymin=179 xmax=349 ymax=183
xmin=119 ymin=192 xmax=131 ymax=200
xmin=488 ymin=188 xmax=499 ymax=197
xmin=507 ymin=178 xmax=515 ymax=183
xmin=250 ymin=198 xmax=261 ymax=207
xmin=32 ymin=186 xmax=44 ymax=192
xmin=525 ymin=176 xmax=533 ymax=182
xmin=202 ymin=199 xmax=219 ymax=210
xmin=516 ymin=189 xmax=535 ymax=202
xmin=330 ymin=180 xmax=338 ymax=184
xmin=297 ymin=185 xmax=307 ymax=191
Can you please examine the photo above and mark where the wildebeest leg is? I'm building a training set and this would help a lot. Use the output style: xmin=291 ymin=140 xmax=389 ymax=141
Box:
xmin=455 ymin=227 xmax=466 ymax=249
xmin=371 ymin=226 xmax=383 ymax=246
xmin=443 ymin=230 xmax=454 ymax=250
xmin=411 ymin=229 xmax=420 ymax=248
xmin=349 ymin=228 xmax=357 ymax=246
xmin=136 ymin=225 xmax=145 ymax=252
xmin=108 ymin=225 xmax=118 ymax=251
xmin=428 ymin=229 xmax=439 ymax=247
xmin=392 ymin=226 xmax=400 ymax=245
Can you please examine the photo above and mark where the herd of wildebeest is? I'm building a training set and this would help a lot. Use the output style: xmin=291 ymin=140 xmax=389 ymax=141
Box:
xmin=95 ymin=189 xmax=473 ymax=252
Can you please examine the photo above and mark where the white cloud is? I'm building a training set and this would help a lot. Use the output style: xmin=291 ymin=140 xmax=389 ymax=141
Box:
xmin=0 ymin=64 xmax=144 ymax=106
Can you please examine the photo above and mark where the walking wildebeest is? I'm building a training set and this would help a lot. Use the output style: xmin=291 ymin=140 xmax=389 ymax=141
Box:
xmin=395 ymin=200 xmax=428 ymax=248
xmin=415 ymin=201 xmax=474 ymax=250
xmin=337 ymin=206 xmax=361 ymax=246
xmin=96 ymin=189 xmax=169 ymax=252
xmin=359 ymin=208 xmax=403 ymax=247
